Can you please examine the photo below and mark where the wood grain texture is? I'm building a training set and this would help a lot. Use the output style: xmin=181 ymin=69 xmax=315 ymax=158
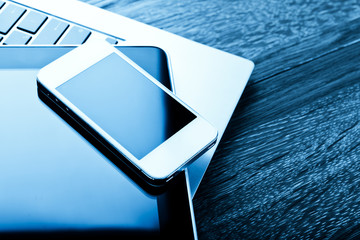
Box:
xmin=82 ymin=0 xmax=359 ymax=60
xmin=197 ymin=39 xmax=360 ymax=240
xmin=79 ymin=0 xmax=360 ymax=239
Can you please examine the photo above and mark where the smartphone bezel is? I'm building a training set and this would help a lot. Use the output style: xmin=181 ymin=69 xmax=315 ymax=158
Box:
xmin=37 ymin=40 xmax=217 ymax=183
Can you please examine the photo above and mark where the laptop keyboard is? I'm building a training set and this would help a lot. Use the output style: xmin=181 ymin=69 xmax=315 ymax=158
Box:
xmin=0 ymin=0 xmax=120 ymax=46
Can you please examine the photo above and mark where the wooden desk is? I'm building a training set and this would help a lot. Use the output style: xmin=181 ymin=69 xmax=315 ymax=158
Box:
xmin=81 ymin=0 xmax=360 ymax=238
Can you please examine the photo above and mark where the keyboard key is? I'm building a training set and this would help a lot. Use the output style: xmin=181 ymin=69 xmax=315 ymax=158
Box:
xmin=105 ymin=37 xmax=118 ymax=45
xmin=17 ymin=11 xmax=47 ymax=34
xmin=0 ymin=1 xmax=5 ymax=9
xmin=31 ymin=18 xmax=69 ymax=45
xmin=3 ymin=30 xmax=31 ymax=45
xmin=58 ymin=25 xmax=91 ymax=45
xmin=0 ymin=4 xmax=26 ymax=35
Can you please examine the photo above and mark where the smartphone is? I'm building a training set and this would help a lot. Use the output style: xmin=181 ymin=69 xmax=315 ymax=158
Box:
xmin=37 ymin=40 xmax=218 ymax=186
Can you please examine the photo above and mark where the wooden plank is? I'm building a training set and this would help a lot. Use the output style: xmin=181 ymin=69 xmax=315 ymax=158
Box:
xmin=217 ymin=19 xmax=360 ymax=133
xmin=251 ymin=17 xmax=360 ymax=84
xmin=194 ymin=39 xmax=360 ymax=239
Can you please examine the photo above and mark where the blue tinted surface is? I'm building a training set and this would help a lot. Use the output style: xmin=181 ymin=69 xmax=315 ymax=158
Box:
xmin=0 ymin=70 xmax=159 ymax=231
xmin=57 ymin=53 xmax=195 ymax=159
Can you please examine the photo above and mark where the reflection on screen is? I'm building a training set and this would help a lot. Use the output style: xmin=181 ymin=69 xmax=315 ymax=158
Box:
xmin=0 ymin=69 xmax=159 ymax=231
xmin=57 ymin=53 xmax=195 ymax=159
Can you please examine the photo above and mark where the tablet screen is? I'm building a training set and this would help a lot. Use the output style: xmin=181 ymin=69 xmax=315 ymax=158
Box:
xmin=0 ymin=47 xmax=194 ymax=238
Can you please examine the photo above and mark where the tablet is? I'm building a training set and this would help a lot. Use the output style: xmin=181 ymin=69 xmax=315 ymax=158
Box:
xmin=0 ymin=46 xmax=196 ymax=239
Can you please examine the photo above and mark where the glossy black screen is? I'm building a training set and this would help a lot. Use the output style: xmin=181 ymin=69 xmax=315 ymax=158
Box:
xmin=57 ymin=52 xmax=195 ymax=159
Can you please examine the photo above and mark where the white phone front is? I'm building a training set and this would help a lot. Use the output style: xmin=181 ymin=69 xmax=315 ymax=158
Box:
xmin=37 ymin=40 xmax=218 ymax=185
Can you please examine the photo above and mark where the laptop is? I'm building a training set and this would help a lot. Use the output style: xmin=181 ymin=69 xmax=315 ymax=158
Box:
xmin=0 ymin=0 xmax=254 ymax=237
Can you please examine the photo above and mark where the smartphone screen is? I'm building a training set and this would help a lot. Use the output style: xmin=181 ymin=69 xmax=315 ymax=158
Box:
xmin=56 ymin=52 xmax=195 ymax=159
